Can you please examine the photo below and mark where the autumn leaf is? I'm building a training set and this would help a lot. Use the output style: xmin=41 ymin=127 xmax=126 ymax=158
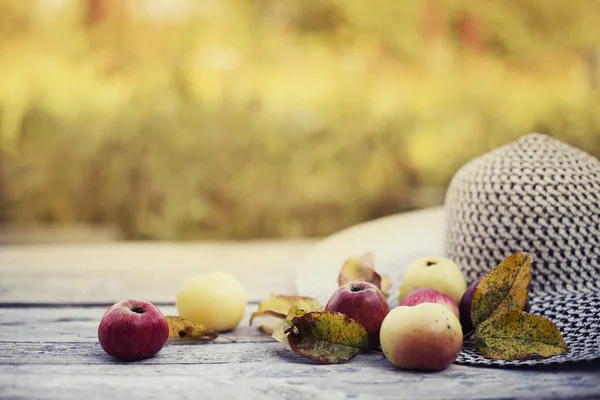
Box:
xmin=285 ymin=310 xmax=370 ymax=364
xmin=471 ymin=252 xmax=533 ymax=328
xmin=288 ymin=335 xmax=363 ymax=364
xmin=472 ymin=311 xmax=568 ymax=360
xmin=338 ymin=252 xmax=391 ymax=296
xmin=250 ymin=294 xmax=322 ymax=334
xmin=256 ymin=294 xmax=323 ymax=314
xmin=249 ymin=310 xmax=287 ymax=326
xmin=165 ymin=316 xmax=219 ymax=341
xmin=272 ymin=305 xmax=306 ymax=344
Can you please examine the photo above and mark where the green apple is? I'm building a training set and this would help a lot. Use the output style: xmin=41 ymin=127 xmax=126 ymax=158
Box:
xmin=398 ymin=256 xmax=467 ymax=304
xmin=379 ymin=303 xmax=463 ymax=371
xmin=176 ymin=271 xmax=247 ymax=332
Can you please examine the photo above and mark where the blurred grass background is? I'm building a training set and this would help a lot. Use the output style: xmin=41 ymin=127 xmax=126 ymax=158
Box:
xmin=0 ymin=0 xmax=599 ymax=242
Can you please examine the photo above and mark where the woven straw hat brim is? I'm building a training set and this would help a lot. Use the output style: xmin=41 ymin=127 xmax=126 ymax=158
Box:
xmin=443 ymin=133 xmax=600 ymax=366
xmin=455 ymin=288 xmax=600 ymax=366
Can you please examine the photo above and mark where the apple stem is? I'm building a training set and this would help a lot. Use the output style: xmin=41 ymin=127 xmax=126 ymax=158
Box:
xmin=426 ymin=261 xmax=437 ymax=267
xmin=132 ymin=307 xmax=144 ymax=314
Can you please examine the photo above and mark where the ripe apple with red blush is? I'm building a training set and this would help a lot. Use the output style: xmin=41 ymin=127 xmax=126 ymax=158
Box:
xmin=380 ymin=303 xmax=463 ymax=371
xmin=98 ymin=299 xmax=169 ymax=361
xmin=325 ymin=281 xmax=390 ymax=349
xmin=400 ymin=288 xmax=460 ymax=319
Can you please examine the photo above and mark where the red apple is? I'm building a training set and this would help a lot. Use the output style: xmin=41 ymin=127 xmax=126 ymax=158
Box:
xmin=399 ymin=288 xmax=460 ymax=319
xmin=459 ymin=276 xmax=531 ymax=334
xmin=98 ymin=299 xmax=169 ymax=361
xmin=325 ymin=281 xmax=390 ymax=349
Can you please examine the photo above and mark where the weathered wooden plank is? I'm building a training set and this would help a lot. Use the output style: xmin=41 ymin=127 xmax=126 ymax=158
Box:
xmin=0 ymin=240 xmax=315 ymax=304
xmin=2 ymin=306 xmax=598 ymax=400
xmin=0 ymin=224 xmax=120 ymax=245
xmin=0 ymin=341 xmax=280 ymax=365
xmin=0 ymin=305 xmax=275 ymax=344
xmin=1 ymin=343 xmax=599 ymax=400
xmin=1 ymin=206 xmax=598 ymax=400
xmin=1 ymin=305 xmax=599 ymax=399
xmin=0 ymin=208 xmax=445 ymax=306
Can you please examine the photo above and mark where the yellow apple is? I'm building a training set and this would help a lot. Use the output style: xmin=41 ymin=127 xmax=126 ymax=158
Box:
xmin=379 ymin=303 xmax=463 ymax=370
xmin=398 ymin=256 xmax=467 ymax=304
xmin=176 ymin=271 xmax=247 ymax=332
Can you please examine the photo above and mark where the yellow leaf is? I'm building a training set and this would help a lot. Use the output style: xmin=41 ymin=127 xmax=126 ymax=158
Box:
xmin=165 ymin=316 xmax=219 ymax=341
xmin=257 ymin=294 xmax=323 ymax=314
xmin=471 ymin=252 xmax=533 ymax=328
xmin=249 ymin=310 xmax=287 ymax=325
xmin=472 ymin=311 xmax=568 ymax=360
xmin=250 ymin=293 xmax=322 ymax=335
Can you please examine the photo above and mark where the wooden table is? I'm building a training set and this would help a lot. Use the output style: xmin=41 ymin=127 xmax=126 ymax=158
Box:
xmin=1 ymin=226 xmax=599 ymax=399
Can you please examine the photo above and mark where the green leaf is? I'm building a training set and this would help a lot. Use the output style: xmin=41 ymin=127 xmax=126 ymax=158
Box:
xmin=471 ymin=252 xmax=533 ymax=328
xmin=251 ymin=294 xmax=322 ymax=335
xmin=285 ymin=311 xmax=370 ymax=364
xmin=165 ymin=316 xmax=219 ymax=341
xmin=472 ymin=311 xmax=568 ymax=360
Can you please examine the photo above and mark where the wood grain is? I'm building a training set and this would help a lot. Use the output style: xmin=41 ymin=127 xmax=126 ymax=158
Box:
xmin=1 ymin=343 xmax=599 ymax=400
xmin=1 ymin=305 xmax=599 ymax=400
xmin=0 ymin=305 xmax=273 ymax=344
xmin=1 ymin=208 xmax=599 ymax=400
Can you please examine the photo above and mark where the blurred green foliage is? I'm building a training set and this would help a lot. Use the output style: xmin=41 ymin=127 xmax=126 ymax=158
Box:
xmin=0 ymin=0 xmax=599 ymax=240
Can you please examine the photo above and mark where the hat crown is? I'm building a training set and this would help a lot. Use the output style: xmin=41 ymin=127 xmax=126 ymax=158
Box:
xmin=444 ymin=133 xmax=600 ymax=295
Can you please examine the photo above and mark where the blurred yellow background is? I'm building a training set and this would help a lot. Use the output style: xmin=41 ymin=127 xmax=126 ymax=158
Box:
xmin=1 ymin=0 xmax=599 ymax=242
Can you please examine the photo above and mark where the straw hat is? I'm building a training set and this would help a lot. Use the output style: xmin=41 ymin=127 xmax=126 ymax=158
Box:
xmin=445 ymin=133 xmax=600 ymax=365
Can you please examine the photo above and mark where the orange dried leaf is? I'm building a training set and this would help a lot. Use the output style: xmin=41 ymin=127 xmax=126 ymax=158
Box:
xmin=249 ymin=310 xmax=286 ymax=327
xmin=165 ymin=316 xmax=219 ymax=341
xmin=338 ymin=252 xmax=389 ymax=295
xmin=338 ymin=252 xmax=375 ymax=287
xmin=251 ymin=294 xmax=322 ymax=335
